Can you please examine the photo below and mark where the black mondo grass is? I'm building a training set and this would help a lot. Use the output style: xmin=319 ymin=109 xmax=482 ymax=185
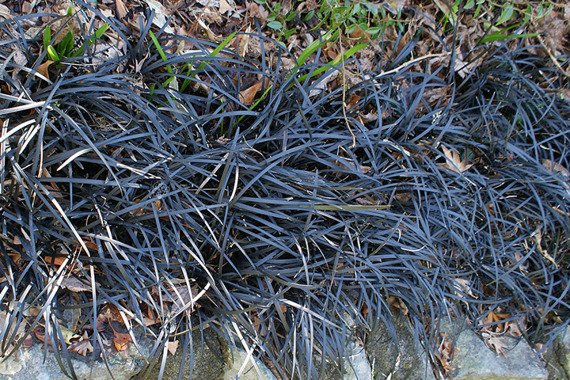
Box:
xmin=0 ymin=5 xmax=569 ymax=380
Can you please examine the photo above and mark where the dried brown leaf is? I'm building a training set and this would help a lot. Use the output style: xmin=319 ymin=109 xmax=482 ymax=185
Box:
xmin=239 ymin=81 xmax=262 ymax=106
xmin=98 ymin=303 xmax=123 ymax=324
xmin=37 ymin=60 xmax=53 ymax=81
xmin=387 ymin=296 xmax=408 ymax=315
xmin=246 ymin=2 xmax=269 ymax=22
xmin=43 ymin=255 xmax=67 ymax=266
xmin=113 ymin=331 xmax=132 ymax=351
xmin=237 ymin=29 xmax=251 ymax=57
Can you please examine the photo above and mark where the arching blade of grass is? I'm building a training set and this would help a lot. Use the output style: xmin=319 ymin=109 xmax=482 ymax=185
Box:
xmin=479 ymin=32 xmax=538 ymax=44
xmin=180 ymin=31 xmax=238 ymax=93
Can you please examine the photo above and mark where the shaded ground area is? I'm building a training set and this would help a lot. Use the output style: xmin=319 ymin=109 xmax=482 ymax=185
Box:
xmin=0 ymin=1 xmax=568 ymax=379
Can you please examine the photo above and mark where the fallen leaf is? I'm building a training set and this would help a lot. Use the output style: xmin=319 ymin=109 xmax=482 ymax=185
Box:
xmin=37 ymin=60 xmax=53 ymax=81
xmin=482 ymin=310 xmax=510 ymax=333
xmin=0 ymin=4 xmax=11 ymax=19
xmin=237 ymin=29 xmax=251 ymax=57
xmin=239 ymin=82 xmax=262 ymax=106
xmin=441 ymin=146 xmax=473 ymax=173
xmin=167 ymin=340 xmax=179 ymax=355
xmin=361 ymin=303 xmax=369 ymax=318
xmin=482 ymin=332 xmax=508 ymax=355
xmin=309 ymin=71 xmax=339 ymax=97
xmin=61 ymin=325 xmax=81 ymax=344
xmin=22 ymin=334 xmax=34 ymax=348
xmin=115 ymin=0 xmax=128 ymax=19
xmin=542 ymin=159 xmax=569 ymax=178
xmin=43 ymin=255 xmax=68 ymax=266
xmin=141 ymin=306 xmax=160 ymax=326
xmin=435 ymin=334 xmax=455 ymax=374
xmin=81 ymin=239 xmax=99 ymax=251
xmin=98 ymin=303 xmax=123 ymax=324
xmin=504 ymin=320 xmax=524 ymax=337
xmin=142 ymin=0 xmax=175 ymax=34
xmin=387 ymin=296 xmax=408 ymax=315
xmin=69 ymin=331 xmax=94 ymax=356
xmin=219 ymin=0 xmax=233 ymax=14
xmin=168 ymin=281 xmax=210 ymax=316
xmin=346 ymin=93 xmax=361 ymax=108
xmin=452 ymin=277 xmax=476 ymax=299
xmin=197 ymin=0 xmax=220 ymax=6
xmin=113 ymin=331 xmax=132 ymax=351
xmin=246 ymin=2 xmax=269 ymax=22
xmin=349 ymin=25 xmax=367 ymax=39
xmin=60 ymin=276 xmax=94 ymax=292
xmin=197 ymin=19 xmax=221 ymax=41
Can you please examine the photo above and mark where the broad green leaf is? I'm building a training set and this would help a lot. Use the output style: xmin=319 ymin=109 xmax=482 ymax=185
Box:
xmin=267 ymin=21 xmax=283 ymax=30
xmin=43 ymin=27 xmax=51 ymax=51
xmin=497 ymin=4 xmax=514 ymax=25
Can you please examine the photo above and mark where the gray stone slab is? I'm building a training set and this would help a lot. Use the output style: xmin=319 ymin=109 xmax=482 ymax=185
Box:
xmin=365 ymin=314 xmax=435 ymax=380
xmin=449 ymin=330 xmax=548 ymax=380
xmin=0 ymin=342 xmax=149 ymax=380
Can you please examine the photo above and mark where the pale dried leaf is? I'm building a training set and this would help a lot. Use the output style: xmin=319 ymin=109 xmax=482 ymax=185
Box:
xmin=482 ymin=332 xmax=508 ymax=356
xmin=69 ymin=332 xmax=94 ymax=356
xmin=167 ymin=340 xmax=179 ymax=355
xmin=115 ymin=0 xmax=128 ymax=19
xmin=169 ymin=282 xmax=210 ymax=315
xmin=143 ymin=0 xmax=175 ymax=34
xmin=542 ymin=159 xmax=569 ymax=178
xmin=60 ymin=325 xmax=81 ymax=344
xmin=197 ymin=19 xmax=221 ymax=41
xmin=441 ymin=146 xmax=473 ymax=173
xmin=0 ymin=4 xmax=11 ymax=19
xmin=309 ymin=71 xmax=339 ymax=97
xmin=197 ymin=0 xmax=220 ymax=7
xmin=219 ymin=0 xmax=233 ymax=15
xmin=246 ymin=2 xmax=269 ymax=22
xmin=237 ymin=28 xmax=251 ymax=57
xmin=60 ymin=276 xmax=95 ymax=292
xmin=452 ymin=277 xmax=476 ymax=299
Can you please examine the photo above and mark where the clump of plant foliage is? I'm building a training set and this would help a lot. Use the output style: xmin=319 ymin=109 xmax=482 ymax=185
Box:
xmin=0 ymin=3 xmax=568 ymax=379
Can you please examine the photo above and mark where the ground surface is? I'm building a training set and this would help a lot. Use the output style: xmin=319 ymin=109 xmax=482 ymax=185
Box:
xmin=0 ymin=1 xmax=568 ymax=379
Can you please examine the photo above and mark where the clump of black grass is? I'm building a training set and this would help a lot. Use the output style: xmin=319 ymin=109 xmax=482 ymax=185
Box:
xmin=0 ymin=5 xmax=568 ymax=379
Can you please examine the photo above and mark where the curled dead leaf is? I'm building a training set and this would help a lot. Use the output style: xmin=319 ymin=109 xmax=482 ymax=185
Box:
xmin=239 ymin=82 xmax=262 ymax=106
xmin=37 ymin=60 xmax=53 ymax=81
xmin=441 ymin=146 xmax=473 ymax=173
xmin=387 ymin=295 xmax=408 ymax=315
